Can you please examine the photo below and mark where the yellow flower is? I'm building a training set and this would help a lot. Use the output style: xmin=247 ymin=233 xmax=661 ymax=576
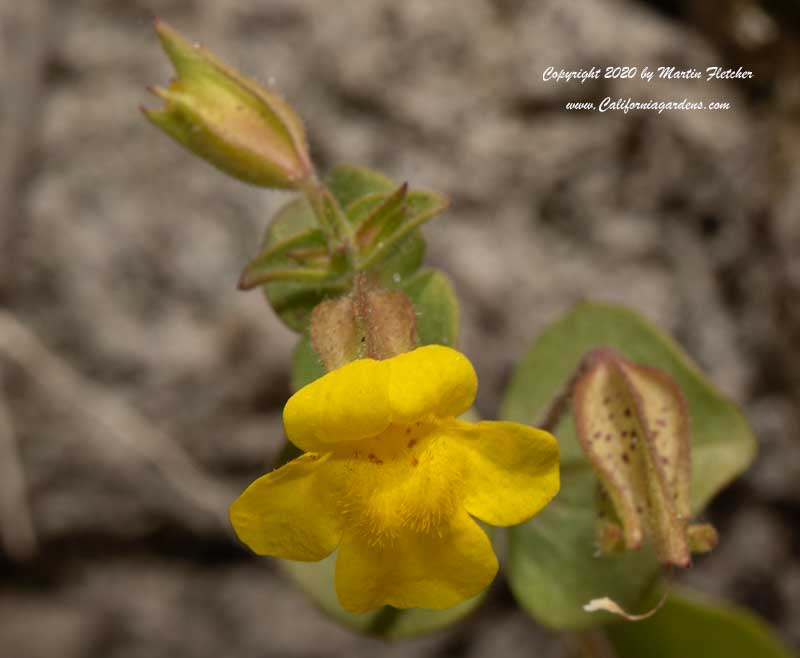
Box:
xmin=230 ymin=345 xmax=560 ymax=613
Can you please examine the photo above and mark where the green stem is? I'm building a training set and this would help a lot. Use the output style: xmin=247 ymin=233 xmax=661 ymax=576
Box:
xmin=365 ymin=606 xmax=402 ymax=636
xmin=300 ymin=178 xmax=357 ymax=267
xmin=237 ymin=265 xmax=332 ymax=290
xmin=537 ymin=350 xmax=600 ymax=432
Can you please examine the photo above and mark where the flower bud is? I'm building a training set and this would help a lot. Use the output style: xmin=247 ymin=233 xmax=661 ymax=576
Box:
xmin=573 ymin=348 xmax=716 ymax=567
xmin=143 ymin=20 xmax=313 ymax=189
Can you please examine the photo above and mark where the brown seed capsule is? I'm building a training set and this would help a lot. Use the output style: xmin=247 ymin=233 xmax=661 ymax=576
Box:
xmin=573 ymin=348 xmax=714 ymax=567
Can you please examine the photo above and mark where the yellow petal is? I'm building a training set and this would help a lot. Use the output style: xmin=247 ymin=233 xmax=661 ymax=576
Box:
xmin=334 ymin=511 xmax=497 ymax=613
xmin=387 ymin=345 xmax=477 ymax=424
xmin=283 ymin=359 xmax=392 ymax=451
xmin=451 ymin=420 xmax=560 ymax=527
xmin=229 ymin=453 xmax=341 ymax=561
xmin=282 ymin=345 xmax=477 ymax=451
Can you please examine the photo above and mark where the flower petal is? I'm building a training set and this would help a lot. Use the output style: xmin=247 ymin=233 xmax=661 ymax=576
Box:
xmin=283 ymin=359 xmax=392 ymax=451
xmin=451 ymin=420 xmax=560 ymax=527
xmin=229 ymin=453 xmax=341 ymax=561
xmin=387 ymin=345 xmax=477 ymax=424
xmin=282 ymin=345 xmax=477 ymax=451
xmin=334 ymin=511 xmax=497 ymax=613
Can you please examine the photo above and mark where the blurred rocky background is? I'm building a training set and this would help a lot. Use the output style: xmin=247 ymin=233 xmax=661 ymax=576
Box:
xmin=0 ymin=0 xmax=798 ymax=656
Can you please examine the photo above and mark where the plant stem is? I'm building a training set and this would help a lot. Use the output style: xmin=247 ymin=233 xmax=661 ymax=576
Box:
xmin=537 ymin=351 xmax=597 ymax=432
xmin=237 ymin=265 xmax=333 ymax=290
xmin=300 ymin=178 xmax=357 ymax=267
xmin=365 ymin=606 xmax=402 ymax=636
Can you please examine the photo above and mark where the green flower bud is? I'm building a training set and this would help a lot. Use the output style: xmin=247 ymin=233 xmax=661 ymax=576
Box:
xmin=143 ymin=19 xmax=313 ymax=189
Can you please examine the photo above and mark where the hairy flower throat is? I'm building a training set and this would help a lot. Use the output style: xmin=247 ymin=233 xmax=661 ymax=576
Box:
xmin=328 ymin=419 xmax=467 ymax=544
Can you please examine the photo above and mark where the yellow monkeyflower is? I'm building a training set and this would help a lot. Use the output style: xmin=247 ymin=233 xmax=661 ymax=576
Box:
xmin=230 ymin=345 xmax=560 ymax=613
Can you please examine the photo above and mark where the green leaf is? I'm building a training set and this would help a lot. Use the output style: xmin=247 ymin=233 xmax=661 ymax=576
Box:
xmin=401 ymin=269 xmax=459 ymax=348
xmin=508 ymin=466 xmax=660 ymax=631
xmin=253 ymin=169 xmax=433 ymax=332
xmin=326 ymin=164 xmax=395 ymax=208
xmin=354 ymin=183 xmax=409 ymax=245
xmin=264 ymin=197 xmax=317 ymax=239
xmin=254 ymin=198 xmax=348 ymax=332
xmin=607 ymin=589 xmax=796 ymax=658
xmin=373 ymin=230 xmax=426 ymax=287
xmin=502 ymin=302 xmax=756 ymax=630
xmin=280 ymin=554 xmax=485 ymax=639
xmin=346 ymin=191 xmax=426 ymax=285
xmin=361 ymin=189 xmax=447 ymax=270
xmin=291 ymin=334 xmax=326 ymax=391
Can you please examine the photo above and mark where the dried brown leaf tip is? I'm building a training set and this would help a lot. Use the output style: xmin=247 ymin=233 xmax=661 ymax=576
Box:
xmin=573 ymin=348 xmax=717 ymax=568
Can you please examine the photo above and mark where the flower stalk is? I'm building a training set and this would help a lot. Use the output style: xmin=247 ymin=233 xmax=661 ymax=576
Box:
xmin=298 ymin=178 xmax=358 ymax=267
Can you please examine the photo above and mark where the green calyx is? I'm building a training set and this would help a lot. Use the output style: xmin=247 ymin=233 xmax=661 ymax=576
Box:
xmin=143 ymin=20 xmax=312 ymax=189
